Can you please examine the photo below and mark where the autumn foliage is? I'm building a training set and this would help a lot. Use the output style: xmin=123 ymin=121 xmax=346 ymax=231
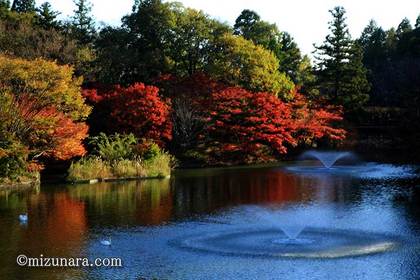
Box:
xmin=0 ymin=55 xmax=90 ymax=178
xmin=202 ymin=87 xmax=345 ymax=164
xmin=84 ymin=75 xmax=345 ymax=165
xmin=84 ymin=83 xmax=172 ymax=145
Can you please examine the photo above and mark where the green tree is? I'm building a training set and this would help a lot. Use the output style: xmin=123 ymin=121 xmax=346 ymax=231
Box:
xmin=170 ymin=7 xmax=230 ymax=76
xmin=121 ymin=0 xmax=175 ymax=82
xmin=396 ymin=18 xmax=412 ymax=39
xmin=0 ymin=9 xmax=80 ymax=67
xmin=416 ymin=15 xmax=420 ymax=29
xmin=234 ymin=9 xmax=280 ymax=49
xmin=384 ymin=27 xmax=398 ymax=54
xmin=36 ymin=2 xmax=60 ymax=29
xmin=207 ymin=33 xmax=294 ymax=98
xmin=0 ymin=0 xmax=10 ymax=10
xmin=0 ymin=55 xmax=91 ymax=121
xmin=71 ymin=0 xmax=95 ymax=44
xmin=314 ymin=6 xmax=370 ymax=111
xmin=359 ymin=20 xmax=387 ymax=65
xmin=233 ymin=9 xmax=311 ymax=87
xmin=277 ymin=32 xmax=303 ymax=83
xmin=11 ymin=0 xmax=34 ymax=13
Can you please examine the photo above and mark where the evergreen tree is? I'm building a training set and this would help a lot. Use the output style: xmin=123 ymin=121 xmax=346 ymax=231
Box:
xmin=71 ymin=0 xmax=95 ymax=44
xmin=396 ymin=18 xmax=412 ymax=39
xmin=11 ymin=0 xmax=35 ymax=13
xmin=277 ymin=32 xmax=302 ymax=83
xmin=314 ymin=6 xmax=370 ymax=111
xmin=359 ymin=20 xmax=387 ymax=65
xmin=0 ymin=0 xmax=10 ymax=10
xmin=233 ymin=9 xmax=261 ymax=39
xmin=384 ymin=28 xmax=398 ymax=55
xmin=36 ymin=2 xmax=61 ymax=29
xmin=416 ymin=15 xmax=420 ymax=29
xmin=234 ymin=9 xmax=281 ymax=52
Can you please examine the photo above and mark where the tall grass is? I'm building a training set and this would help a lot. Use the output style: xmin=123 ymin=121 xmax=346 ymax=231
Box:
xmin=112 ymin=159 xmax=145 ymax=178
xmin=67 ymin=157 xmax=112 ymax=181
xmin=143 ymin=152 xmax=173 ymax=178
xmin=67 ymin=154 xmax=173 ymax=181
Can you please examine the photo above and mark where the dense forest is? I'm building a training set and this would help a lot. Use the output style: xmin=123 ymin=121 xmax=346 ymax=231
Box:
xmin=0 ymin=0 xmax=419 ymax=183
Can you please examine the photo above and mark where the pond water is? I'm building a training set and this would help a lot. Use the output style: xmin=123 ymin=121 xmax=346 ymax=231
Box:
xmin=0 ymin=161 xmax=420 ymax=280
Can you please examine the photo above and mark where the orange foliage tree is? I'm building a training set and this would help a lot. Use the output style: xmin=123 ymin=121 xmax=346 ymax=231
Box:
xmin=202 ymin=87 xmax=345 ymax=164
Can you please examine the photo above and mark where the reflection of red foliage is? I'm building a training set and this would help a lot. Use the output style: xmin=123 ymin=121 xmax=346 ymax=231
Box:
xmin=83 ymin=83 xmax=172 ymax=145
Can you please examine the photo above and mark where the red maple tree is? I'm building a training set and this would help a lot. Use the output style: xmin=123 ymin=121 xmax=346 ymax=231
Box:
xmin=84 ymin=83 xmax=172 ymax=145
xmin=203 ymin=87 xmax=345 ymax=164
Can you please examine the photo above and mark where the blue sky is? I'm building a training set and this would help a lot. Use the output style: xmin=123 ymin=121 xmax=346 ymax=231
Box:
xmin=39 ymin=0 xmax=420 ymax=55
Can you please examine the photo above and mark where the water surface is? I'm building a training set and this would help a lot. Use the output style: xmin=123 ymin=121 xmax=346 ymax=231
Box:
xmin=0 ymin=162 xmax=419 ymax=279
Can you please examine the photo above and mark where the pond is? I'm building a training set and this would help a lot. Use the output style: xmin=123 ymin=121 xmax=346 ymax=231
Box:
xmin=0 ymin=159 xmax=419 ymax=280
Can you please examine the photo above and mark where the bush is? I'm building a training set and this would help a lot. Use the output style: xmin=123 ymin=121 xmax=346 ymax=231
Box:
xmin=89 ymin=133 xmax=137 ymax=162
xmin=134 ymin=139 xmax=161 ymax=161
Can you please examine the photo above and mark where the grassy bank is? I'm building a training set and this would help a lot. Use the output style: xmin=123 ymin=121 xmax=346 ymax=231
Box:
xmin=67 ymin=154 xmax=173 ymax=182
xmin=0 ymin=172 xmax=40 ymax=188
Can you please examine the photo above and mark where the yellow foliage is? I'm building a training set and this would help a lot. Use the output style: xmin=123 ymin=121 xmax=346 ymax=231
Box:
xmin=0 ymin=55 xmax=91 ymax=121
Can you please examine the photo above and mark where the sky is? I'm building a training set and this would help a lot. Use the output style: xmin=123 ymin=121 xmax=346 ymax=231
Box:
xmin=39 ymin=0 xmax=420 ymax=55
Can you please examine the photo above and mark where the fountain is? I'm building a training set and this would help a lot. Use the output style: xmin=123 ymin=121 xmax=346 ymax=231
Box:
xmin=175 ymin=207 xmax=400 ymax=259
xmin=254 ymin=208 xmax=311 ymax=245
xmin=301 ymin=150 xmax=353 ymax=168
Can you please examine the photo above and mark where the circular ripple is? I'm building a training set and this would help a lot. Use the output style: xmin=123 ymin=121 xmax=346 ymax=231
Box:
xmin=175 ymin=228 xmax=399 ymax=259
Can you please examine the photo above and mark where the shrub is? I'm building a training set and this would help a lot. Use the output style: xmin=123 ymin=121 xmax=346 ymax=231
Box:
xmin=134 ymin=139 xmax=161 ymax=161
xmin=89 ymin=133 xmax=137 ymax=162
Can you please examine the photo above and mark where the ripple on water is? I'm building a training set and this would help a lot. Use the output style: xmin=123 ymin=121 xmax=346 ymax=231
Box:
xmin=174 ymin=227 xmax=400 ymax=259
xmin=285 ymin=163 xmax=417 ymax=179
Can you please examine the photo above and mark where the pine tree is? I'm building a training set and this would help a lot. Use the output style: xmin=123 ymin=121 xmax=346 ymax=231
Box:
xmin=277 ymin=32 xmax=302 ymax=83
xmin=396 ymin=18 xmax=412 ymax=39
xmin=11 ymin=0 xmax=35 ymax=13
xmin=71 ymin=0 xmax=95 ymax=44
xmin=36 ymin=2 xmax=61 ymax=29
xmin=359 ymin=20 xmax=387 ymax=66
xmin=416 ymin=15 xmax=420 ymax=29
xmin=0 ymin=0 xmax=10 ymax=10
xmin=314 ymin=6 xmax=370 ymax=111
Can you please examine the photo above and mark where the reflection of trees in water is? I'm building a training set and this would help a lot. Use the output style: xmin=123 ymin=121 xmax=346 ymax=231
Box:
xmin=67 ymin=179 xmax=172 ymax=226
xmin=0 ymin=191 xmax=87 ymax=280
xmin=171 ymin=170 xmax=358 ymax=218
xmin=0 ymin=185 xmax=40 ymax=209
